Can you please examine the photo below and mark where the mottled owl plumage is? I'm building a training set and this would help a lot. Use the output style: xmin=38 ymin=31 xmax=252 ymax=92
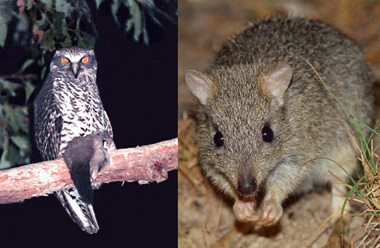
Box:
xmin=34 ymin=46 xmax=115 ymax=234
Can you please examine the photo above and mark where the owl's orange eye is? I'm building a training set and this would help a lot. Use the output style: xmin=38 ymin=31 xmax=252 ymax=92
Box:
xmin=61 ymin=57 xmax=69 ymax=64
xmin=81 ymin=56 xmax=89 ymax=63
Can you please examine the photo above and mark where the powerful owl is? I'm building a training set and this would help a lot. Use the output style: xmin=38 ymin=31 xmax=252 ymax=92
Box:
xmin=34 ymin=46 xmax=115 ymax=234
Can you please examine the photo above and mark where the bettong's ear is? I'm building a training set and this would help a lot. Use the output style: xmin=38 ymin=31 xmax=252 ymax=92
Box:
xmin=261 ymin=62 xmax=293 ymax=105
xmin=185 ymin=70 xmax=214 ymax=105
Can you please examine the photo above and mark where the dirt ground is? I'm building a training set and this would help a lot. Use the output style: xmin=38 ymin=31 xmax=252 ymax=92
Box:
xmin=178 ymin=1 xmax=380 ymax=247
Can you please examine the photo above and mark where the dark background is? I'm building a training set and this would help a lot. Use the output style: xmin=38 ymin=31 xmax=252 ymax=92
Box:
xmin=0 ymin=2 xmax=178 ymax=247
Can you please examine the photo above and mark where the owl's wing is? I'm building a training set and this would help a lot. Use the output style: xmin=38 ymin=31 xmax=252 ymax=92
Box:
xmin=34 ymin=75 xmax=62 ymax=160
xmin=103 ymin=110 xmax=113 ymax=138
xmin=103 ymin=110 xmax=116 ymax=150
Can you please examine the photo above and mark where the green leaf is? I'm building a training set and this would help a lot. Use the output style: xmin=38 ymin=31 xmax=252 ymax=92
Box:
xmin=95 ymin=0 xmax=104 ymax=8
xmin=40 ymin=26 xmax=56 ymax=50
xmin=53 ymin=12 xmax=65 ymax=27
xmin=142 ymin=27 xmax=148 ymax=45
xmin=55 ymin=0 xmax=72 ymax=14
xmin=40 ymin=0 xmax=53 ymax=9
xmin=37 ymin=55 xmax=45 ymax=66
xmin=40 ymin=65 xmax=47 ymax=79
xmin=62 ymin=34 xmax=72 ymax=46
xmin=36 ymin=12 xmax=46 ymax=26
xmin=3 ymin=105 xmax=18 ymax=132
xmin=5 ymin=143 xmax=20 ymax=167
xmin=125 ymin=18 xmax=133 ymax=32
xmin=0 ymin=78 xmax=21 ymax=97
xmin=18 ymin=59 xmax=35 ymax=73
xmin=76 ymin=16 xmax=80 ymax=30
xmin=18 ymin=107 xmax=29 ymax=133
xmin=3 ymin=105 xmax=28 ymax=133
xmin=24 ymin=80 xmax=35 ymax=103
xmin=77 ymin=35 xmax=86 ymax=47
xmin=81 ymin=31 xmax=96 ymax=49
xmin=53 ymin=12 xmax=67 ymax=40
xmin=0 ymin=133 xmax=11 ymax=170
xmin=111 ymin=0 xmax=121 ymax=24
xmin=26 ymin=0 xmax=34 ymax=10
xmin=10 ymin=135 xmax=29 ymax=150
xmin=0 ymin=148 xmax=12 ymax=169
xmin=0 ymin=127 xmax=2 ymax=150
xmin=0 ymin=13 xmax=8 ymax=47
xmin=125 ymin=0 xmax=144 ymax=42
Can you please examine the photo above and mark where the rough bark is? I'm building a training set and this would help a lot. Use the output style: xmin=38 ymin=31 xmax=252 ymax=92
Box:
xmin=0 ymin=138 xmax=178 ymax=204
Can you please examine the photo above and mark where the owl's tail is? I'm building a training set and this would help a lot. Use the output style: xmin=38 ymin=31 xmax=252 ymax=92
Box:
xmin=55 ymin=189 xmax=99 ymax=234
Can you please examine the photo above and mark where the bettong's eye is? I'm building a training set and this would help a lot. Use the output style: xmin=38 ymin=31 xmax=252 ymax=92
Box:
xmin=81 ymin=56 xmax=89 ymax=63
xmin=262 ymin=125 xmax=274 ymax=142
xmin=214 ymin=131 xmax=224 ymax=147
xmin=61 ymin=57 xmax=69 ymax=64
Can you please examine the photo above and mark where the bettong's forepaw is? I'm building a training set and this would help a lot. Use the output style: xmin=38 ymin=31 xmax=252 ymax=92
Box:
xmin=233 ymin=196 xmax=283 ymax=227
xmin=259 ymin=198 xmax=283 ymax=226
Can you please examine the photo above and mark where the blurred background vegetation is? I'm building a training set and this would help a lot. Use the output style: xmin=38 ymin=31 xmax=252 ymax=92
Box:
xmin=0 ymin=0 xmax=177 ymax=169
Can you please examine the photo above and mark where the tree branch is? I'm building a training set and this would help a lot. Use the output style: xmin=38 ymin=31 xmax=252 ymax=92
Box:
xmin=0 ymin=138 xmax=178 ymax=204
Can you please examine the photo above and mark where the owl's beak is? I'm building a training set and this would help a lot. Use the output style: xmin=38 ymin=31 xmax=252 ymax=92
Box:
xmin=71 ymin=63 xmax=80 ymax=78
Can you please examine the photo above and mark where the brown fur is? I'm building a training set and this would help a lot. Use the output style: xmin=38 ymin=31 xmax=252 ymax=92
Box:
xmin=185 ymin=16 xmax=374 ymax=226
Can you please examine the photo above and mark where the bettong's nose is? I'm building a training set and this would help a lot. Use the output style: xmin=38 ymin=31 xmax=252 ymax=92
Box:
xmin=237 ymin=175 xmax=257 ymax=196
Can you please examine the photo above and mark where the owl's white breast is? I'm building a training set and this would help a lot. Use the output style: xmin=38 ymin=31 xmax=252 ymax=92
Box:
xmin=53 ymin=78 xmax=109 ymax=156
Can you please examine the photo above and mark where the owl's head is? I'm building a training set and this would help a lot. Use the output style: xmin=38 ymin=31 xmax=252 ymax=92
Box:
xmin=50 ymin=46 xmax=97 ymax=79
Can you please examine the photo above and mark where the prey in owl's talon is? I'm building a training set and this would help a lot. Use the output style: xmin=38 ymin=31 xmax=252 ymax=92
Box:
xmin=89 ymin=131 xmax=112 ymax=181
xmin=63 ymin=132 xmax=112 ymax=204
